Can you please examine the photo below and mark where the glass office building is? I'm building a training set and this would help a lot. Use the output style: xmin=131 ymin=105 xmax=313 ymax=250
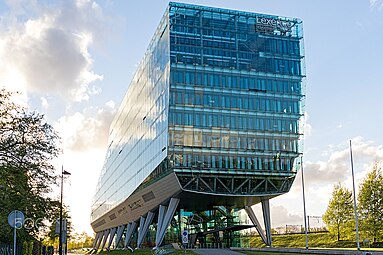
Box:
xmin=91 ymin=2 xmax=305 ymax=249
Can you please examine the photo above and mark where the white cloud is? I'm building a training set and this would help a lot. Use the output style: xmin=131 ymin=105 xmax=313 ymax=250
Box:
xmin=370 ymin=0 xmax=383 ymax=10
xmin=270 ymin=205 xmax=303 ymax=227
xmin=55 ymin=101 xmax=116 ymax=151
xmin=0 ymin=0 xmax=107 ymax=101
xmin=303 ymin=112 xmax=312 ymax=137
xmin=40 ymin=96 xmax=49 ymax=110
xmin=304 ymin=137 xmax=383 ymax=186
xmin=242 ymin=204 xmax=303 ymax=231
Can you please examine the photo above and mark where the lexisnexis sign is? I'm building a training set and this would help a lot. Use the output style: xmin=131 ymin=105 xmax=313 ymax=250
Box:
xmin=256 ymin=16 xmax=296 ymax=34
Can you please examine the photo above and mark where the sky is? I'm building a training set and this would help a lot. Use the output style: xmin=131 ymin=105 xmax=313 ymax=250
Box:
xmin=1 ymin=0 xmax=383 ymax=236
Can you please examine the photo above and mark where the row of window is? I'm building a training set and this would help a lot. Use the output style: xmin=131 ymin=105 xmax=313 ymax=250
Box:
xmin=170 ymin=34 xmax=301 ymax=56
xmin=170 ymin=12 xmax=298 ymax=36
xmin=171 ymin=22 xmax=297 ymax=39
xmin=169 ymin=130 xmax=299 ymax=152
xmin=169 ymin=110 xmax=300 ymax=133
xmin=171 ymin=50 xmax=302 ymax=76
xmin=170 ymin=90 xmax=300 ymax=114
xmin=170 ymin=152 xmax=297 ymax=172
xmin=170 ymin=70 xmax=302 ymax=94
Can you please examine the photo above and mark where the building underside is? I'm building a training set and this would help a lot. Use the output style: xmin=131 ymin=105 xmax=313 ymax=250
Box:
xmin=91 ymin=170 xmax=297 ymax=250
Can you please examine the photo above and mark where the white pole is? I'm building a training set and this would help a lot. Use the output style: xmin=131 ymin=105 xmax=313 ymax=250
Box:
xmin=349 ymin=140 xmax=360 ymax=250
xmin=13 ymin=213 xmax=17 ymax=255
xmin=301 ymin=156 xmax=309 ymax=249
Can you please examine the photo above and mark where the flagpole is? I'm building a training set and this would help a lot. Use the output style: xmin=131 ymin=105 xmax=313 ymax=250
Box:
xmin=349 ymin=140 xmax=360 ymax=250
xmin=301 ymin=156 xmax=309 ymax=249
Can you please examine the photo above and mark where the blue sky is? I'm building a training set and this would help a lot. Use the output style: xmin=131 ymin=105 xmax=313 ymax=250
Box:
xmin=1 ymin=0 xmax=383 ymax=235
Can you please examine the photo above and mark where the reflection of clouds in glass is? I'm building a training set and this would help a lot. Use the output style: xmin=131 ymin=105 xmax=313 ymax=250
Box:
xmin=91 ymin=18 xmax=170 ymax=221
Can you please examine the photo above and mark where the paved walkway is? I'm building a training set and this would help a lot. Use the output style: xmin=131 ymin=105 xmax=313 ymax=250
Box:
xmin=193 ymin=249 xmax=244 ymax=255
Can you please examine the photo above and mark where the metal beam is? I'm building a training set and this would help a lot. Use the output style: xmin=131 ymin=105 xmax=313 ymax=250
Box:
xmin=124 ymin=221 xmax=137 ymax=249
xmin=155 ymin=198 xmax=180 ymax=247
xmin=244 ymin=205 xmax=268 ymax=245
xmin=100 ymin=228 xmax=111 ymax=250
xmin=95 ymin=230 xmax=105 ymax=250
xmin=107 ymin=227 xmax=117 ymax=250
xmin=156 ymin=205 xmax=167 ymax=242
xmin=114 ymin=224 xmax=126 ymax=249
xmin=137 ymin=211 xmax=155 ymax=248
xmin=92 ymin=232 xmax=101 ymax=250
xmin=262 ymin=199 xmax=272 ymax=246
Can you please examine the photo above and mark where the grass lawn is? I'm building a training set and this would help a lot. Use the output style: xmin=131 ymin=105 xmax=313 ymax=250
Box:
xmin=245 ymin=232 xmax=359 ymax=248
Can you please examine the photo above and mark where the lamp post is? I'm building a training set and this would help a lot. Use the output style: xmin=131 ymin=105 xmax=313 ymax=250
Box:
xmin=59 ymin=166 xmax=71 ymax=255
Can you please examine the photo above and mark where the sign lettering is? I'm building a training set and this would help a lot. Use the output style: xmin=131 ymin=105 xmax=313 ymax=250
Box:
xmin=256 ymin=17 xmax=295 ymax=34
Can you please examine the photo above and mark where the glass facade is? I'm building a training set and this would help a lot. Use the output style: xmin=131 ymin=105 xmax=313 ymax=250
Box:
xmin=91 ymin=12 xmax=170 ymax=222
xmin=91 ymin=2 xmax=305 ymax=224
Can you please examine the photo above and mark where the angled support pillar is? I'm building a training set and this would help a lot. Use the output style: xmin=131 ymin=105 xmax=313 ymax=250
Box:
xmin=96 ymin=230 xmax=105 ymax=250
xmin=92 ymin=232 xmax=101 ymax=249
xmin=155 ymin=205 xmax=167 ymax=243
xmin=107 ymin=227 xmax=118 ymax=250
xmin=137 ymin=211 xmax=155 ymax=249
xmin=95 ymin=230 xmax=106 ymax=250
xmin=245 ymin=205 xmax=268 ymax=245
xmin=100 ymin=228 xmax=111 ymax=250
xmin=155 ymin=198 xmax=180 ymax=247
xmin=114 ymin=224 xmax=126 ymax=248
xmin=124 ymin=221 xmax=137 ymax=249
xmin=261 ymin=199 xmax=272 ymax=246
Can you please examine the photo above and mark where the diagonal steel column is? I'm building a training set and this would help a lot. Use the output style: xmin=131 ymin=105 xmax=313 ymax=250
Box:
xmin=156 ymin=205 xmax=167 ymax=243
xmin=124 ymin=221 xmax=137 ymax=249
xmin=138 ymin=216 xmax=145 ymax=243
xmin=114 ymin=224 xmax=126 ymax=248
xmin=262 ymin=199 xmax=272 ymax=246
xmin=155 ymin=198 xmax=180 ymax=247
xmin=100 ymin=228 xmax=111 ymax=250
xmin=137 ymin=211 xmax=155 ymax=248
xmin=92 ymin=232 xmax=100 ymax=249
xmin=95 ymin=230 xmax=105 ymax=250
xmin=245 ymin=205 xmax=268 ymax=245
xmin=107 ymin=227 xmax=118 ymax=250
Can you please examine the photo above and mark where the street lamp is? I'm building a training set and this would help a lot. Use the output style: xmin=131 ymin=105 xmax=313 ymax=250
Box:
xmin=59 ymin=166 xmax=71 ymax=255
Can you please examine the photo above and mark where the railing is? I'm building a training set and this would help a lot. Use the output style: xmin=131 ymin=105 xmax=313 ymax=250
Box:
xmin=0 ymin=243 xmax=21 ymax=255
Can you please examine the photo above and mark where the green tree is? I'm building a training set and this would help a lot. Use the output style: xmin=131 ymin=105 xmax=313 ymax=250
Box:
xmin=45 ymin=203 xmax=72 ymax=244
xmin=358 ymin=162 xmax=383 ymax=243
xmin=323 ymin=183 xmax=354 ymax=241
xmin=0 ymin=88 xmax=61 ymax=243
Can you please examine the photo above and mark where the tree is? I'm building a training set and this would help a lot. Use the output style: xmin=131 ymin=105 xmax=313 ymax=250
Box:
xmin=358 ymin=162 xmax=383 ymax=243
xmin=46 ymin=203 xmax=72 ymax=244
xmin=323 ymin=183 xmax=354 ymax=241
xmin=0 ymin=88 xmax=61 ymax=243
xmin=67 ymin=231 xmax=94 ymax=250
